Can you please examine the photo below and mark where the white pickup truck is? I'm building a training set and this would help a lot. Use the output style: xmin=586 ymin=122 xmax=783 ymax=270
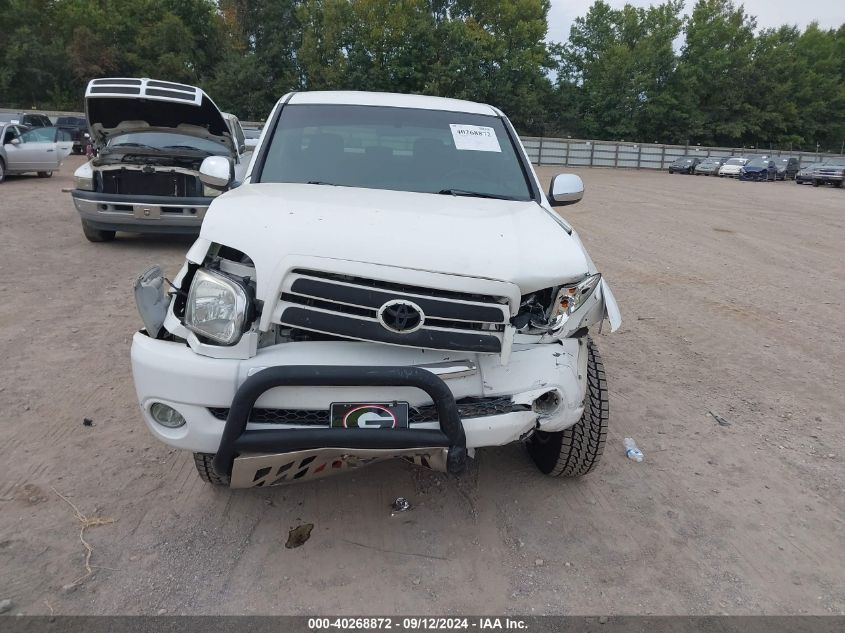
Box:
xmin=130 ymin=91 xmax=621 ymax=488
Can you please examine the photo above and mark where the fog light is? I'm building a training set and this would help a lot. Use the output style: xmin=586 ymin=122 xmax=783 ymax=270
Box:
xmin=150 ymin=402 xmax=186 ymax=428
xmin=533 ymin=391 xmax=561 ymax=416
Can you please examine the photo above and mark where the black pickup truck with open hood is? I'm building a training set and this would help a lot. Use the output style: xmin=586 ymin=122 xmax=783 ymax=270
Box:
xmin=71 ymin=78 xmax=251 ymax=242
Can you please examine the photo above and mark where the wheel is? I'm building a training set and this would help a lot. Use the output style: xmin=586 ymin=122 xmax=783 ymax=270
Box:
xmin=834 ymin=181 xmax=843 ymax=188
xmin=37 ymin=171 xmax=52 ymax=178
xmin=194 ymin=453 xmax=229 ymax=486
xmin=813 ymin=180 xmax=820 ymax=187
xmin=527 ymin=338 xmax=608 ymax=477
xmin=81 ymin=219 xmax=116 ymax=242
xmin=0 ymin=158 xmax=5 ymax=184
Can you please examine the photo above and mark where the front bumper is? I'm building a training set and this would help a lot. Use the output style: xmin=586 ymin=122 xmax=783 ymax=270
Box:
xmin=72 ymin=190 xmax=213 ymax=234
xmin=130 ymin=333 xmax=588 ymax=464
xmin=739 ymin=171 xmax=768 ymax=181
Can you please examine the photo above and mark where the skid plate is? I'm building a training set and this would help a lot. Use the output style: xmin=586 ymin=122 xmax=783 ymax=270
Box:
xmin=230 ymin=447 xmax=448 ymax=488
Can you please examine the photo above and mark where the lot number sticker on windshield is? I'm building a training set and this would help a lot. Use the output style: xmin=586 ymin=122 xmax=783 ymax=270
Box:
xmin=449 ymin=124 xmax=502 ymax=152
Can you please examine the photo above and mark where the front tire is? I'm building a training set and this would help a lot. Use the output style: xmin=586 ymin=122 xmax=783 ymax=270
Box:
xmin=0 ymin=159 xmax=5 ymax=184
xmin=81 ymin=219 xmax=116 ymax=242
xmin=527 ymin=338 xmax=608 ymax=477
xmin=194 ymin=453 xmax=229 ymax=486
xmin=37 ymin=171 xmax=52 ymax=178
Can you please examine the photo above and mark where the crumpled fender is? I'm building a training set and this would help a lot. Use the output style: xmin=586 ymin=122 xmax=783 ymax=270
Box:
xmin=600 ymin=278 xmax=622 ymax=332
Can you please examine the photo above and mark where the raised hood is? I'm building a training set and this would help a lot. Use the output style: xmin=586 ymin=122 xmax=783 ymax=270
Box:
xmin=85 ymin=77 xmax=232 ymax=151
xmin=200 ymin=184 xmax=591 ymax=299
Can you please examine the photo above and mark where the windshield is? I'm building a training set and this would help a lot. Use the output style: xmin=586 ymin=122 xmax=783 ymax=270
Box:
xmin=823 ymin=158 xmax=845 ymax=166
xmin=258 ymin=104 xmax=533 ymax=200
xmin=105 ymin=132 xmax=229 ymax=155
xmin=746 ymin=158 xmax=770 ymax=167
xmin=674 ymin=158 xmax=694 ymax=164
xmin=58 ymin=117 xmax=86 ymax=125
xmin=725 ymin=158 xmax=745 ymax=165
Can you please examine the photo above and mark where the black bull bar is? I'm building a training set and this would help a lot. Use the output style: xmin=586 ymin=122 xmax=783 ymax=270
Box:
xmin=212 ymin=365 xmax=468 ymax=478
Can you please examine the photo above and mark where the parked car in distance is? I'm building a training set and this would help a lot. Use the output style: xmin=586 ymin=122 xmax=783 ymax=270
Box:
xmin=129 ymin=90 xmax=622 ymax=488
xmin=56 ymin=115 xmax=91 ymax=154
xmin=813 ymin=157 xmax=845 ymax=188
xmin=693 ymin=156 xmax=727 ymax=176
xmin=795 ymin=161 xmax=824 ymax=184
xmin=243 ymin=126 xmax=262 ymax=149
xmin=1 ymin=123 xmax=73 ymax=182
xmin=773 ymin=157 xmax=800 ymax=181
xmin=718 ymin=157 xmax=749 ymax=177
xmin=71 ymin=77 xmax=253 ymax=242
xmin=668 ymin=156 xmax=702 ymax=174
xmin=0 ymin=112 xmax=53 ymax=127
xmin=740 ymin=158 xmax=777 ymax=181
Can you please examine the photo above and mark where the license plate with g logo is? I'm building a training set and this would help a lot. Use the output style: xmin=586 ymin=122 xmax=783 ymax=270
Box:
xmin=330 ymin=402 xmax=410 ymax=429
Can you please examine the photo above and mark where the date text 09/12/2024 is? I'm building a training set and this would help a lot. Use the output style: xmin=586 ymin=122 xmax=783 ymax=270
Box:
xmin=307 ymin=618 xmax=528 ymax=630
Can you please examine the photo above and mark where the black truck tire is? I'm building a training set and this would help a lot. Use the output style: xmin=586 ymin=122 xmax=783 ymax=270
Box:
xmin=527 ymin=338 xmax=608 ymax=477
xmin=194 ymin=453 xmax=230 ymax=486
xmin=81 ymin=220 xmax=116 ymax=242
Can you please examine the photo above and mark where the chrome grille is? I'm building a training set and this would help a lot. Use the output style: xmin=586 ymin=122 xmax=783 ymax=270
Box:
xmin=273 ymin=269 xmax=512 ymax=354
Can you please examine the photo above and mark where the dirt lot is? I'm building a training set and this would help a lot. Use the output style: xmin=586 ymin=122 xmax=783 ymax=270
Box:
xmin=1 ymin=156 xmax=843 ymax=615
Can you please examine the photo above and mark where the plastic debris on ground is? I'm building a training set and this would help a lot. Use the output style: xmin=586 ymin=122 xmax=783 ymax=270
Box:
xmin=623 ymin=437 xmax=644 ymax=462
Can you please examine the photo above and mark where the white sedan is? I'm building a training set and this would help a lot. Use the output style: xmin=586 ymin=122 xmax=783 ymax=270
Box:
xmin=0 ymin=124 xmax=74 ymax=183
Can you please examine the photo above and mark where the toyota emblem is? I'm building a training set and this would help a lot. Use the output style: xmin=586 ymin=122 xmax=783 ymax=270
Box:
xmin=377 ymin=300 xmax=424 ymax=334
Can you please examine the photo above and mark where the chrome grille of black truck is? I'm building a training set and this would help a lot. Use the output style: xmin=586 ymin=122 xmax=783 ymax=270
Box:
xmin=274 ymin=269 xmax=511 ymax=354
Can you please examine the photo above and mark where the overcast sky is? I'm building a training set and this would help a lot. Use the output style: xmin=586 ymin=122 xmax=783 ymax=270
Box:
xmin=547 ymin=0 xmax=845 ymax=43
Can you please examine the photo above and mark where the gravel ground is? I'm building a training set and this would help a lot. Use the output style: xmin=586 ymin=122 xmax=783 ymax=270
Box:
xmin=0 ymin=157 xmax=843 ymax=615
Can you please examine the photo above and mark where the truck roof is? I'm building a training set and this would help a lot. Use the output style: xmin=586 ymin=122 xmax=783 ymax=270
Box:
xmin=286 ymin=91 xmax=500 ymax=116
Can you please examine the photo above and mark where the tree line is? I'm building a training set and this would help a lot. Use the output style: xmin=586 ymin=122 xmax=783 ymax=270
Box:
xmin=1 ymin=0 xmax=843 ymax=150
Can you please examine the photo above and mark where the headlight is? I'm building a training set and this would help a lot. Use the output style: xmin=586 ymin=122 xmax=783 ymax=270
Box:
xmin=185 ymin=269 xmax=252 ymax=345
xmin=549 ymin=274 xmax=602 ymax=325
xmin=512 ymin=274 xmax=602 ymax=333
xmin=73 ymin=163 xmax=94 ymax=191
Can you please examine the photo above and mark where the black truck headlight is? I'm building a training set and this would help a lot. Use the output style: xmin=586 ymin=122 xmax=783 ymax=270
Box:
xmin=184 ymin=269 xmax=252 ymax=345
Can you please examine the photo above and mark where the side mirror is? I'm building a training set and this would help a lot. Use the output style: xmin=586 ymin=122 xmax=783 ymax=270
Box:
xmin=199 ymin=155 xmax=232 ymax=189
xmin=548 ymin=173 xmax=584 ymax=207
xmin=10 ymin=138 xmax=21 ymax=146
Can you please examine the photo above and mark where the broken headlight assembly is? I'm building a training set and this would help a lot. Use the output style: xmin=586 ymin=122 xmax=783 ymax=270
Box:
xmin=512 ymin=273 xmax=602 ymax=334
xmin=184 ymin=268 xmax=253 ymax=345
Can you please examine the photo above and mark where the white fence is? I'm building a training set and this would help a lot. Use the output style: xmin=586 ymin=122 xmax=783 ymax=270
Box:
xmin=521 ymin=137 xmax=842 ymax=169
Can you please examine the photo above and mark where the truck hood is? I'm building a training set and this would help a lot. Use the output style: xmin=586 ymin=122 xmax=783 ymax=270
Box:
xmin=84 ymin=77 xmax=232 ymax=152
xmin=200 ymin=184 xmax=591 ymax=296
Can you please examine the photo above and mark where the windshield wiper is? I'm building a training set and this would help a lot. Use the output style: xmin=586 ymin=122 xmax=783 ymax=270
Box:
xmin=437 ymin=188 xmax=519 ymax=200
xmin=109 ymin=142 xmax=160 ymax=151
xmin=163 ymin=145 xmax=214 ymax=154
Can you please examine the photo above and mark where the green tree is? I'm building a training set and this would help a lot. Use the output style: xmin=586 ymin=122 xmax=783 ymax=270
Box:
xmin=555 ymin=0 xmax=685 ymax=142
xmin=675 ymin=0 xmax=757 ymax=145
